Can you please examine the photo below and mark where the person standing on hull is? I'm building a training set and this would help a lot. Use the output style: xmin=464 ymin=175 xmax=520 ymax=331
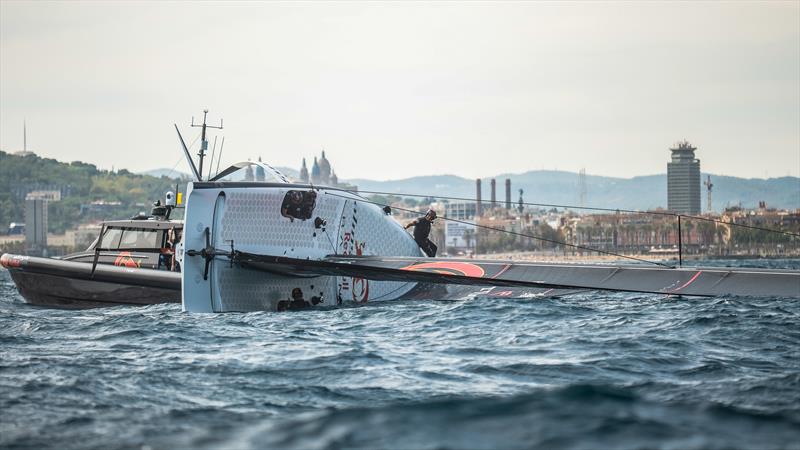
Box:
xmin=405 ymin=209 xmax=438 ymax=257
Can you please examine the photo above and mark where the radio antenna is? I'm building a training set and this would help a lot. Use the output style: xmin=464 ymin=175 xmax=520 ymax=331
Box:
xmin=190 ymin=109 xmax=223 ymax=181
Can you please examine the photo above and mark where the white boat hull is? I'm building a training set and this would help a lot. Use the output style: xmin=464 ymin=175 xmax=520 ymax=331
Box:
xmin=181 ymin=183 xmax=423 ymax=312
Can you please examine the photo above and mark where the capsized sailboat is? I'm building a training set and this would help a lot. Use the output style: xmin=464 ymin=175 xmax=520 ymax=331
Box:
xmin=174 ymin=113 xmax=798 ymax=313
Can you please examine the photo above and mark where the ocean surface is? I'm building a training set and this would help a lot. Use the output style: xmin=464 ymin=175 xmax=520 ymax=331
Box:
xmin=1 ymin=260 xmax=799 ymax=450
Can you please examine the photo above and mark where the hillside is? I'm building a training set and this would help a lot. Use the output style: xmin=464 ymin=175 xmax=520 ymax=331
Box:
xmin=0 ymin=151 xmax=185 ymax=234
xmin=347 ymin=171 xmax=800 ymax=212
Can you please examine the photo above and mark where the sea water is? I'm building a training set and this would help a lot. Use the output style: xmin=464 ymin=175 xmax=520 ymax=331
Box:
xmin=1 ymin=260 xmax=799 ymax=450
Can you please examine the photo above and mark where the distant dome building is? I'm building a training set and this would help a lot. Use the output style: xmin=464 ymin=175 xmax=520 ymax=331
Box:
xmin=319 ymin=150 xmax=332 ymax=185
xmin=297 ymin=151 xmax=357 ymax=191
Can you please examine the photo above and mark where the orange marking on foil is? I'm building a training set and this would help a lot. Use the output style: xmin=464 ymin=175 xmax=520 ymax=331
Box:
xmin=670 ymin=271 xmax=702 ymax=293
xmin=400 ymin=261 xmax=486 ymax=278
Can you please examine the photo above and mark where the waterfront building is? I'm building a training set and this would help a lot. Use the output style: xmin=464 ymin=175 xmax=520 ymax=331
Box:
xmin=24 ymin=198 xmax=47 ymax=256
xmin=445 ymin=201 xmax=478 ymax=220
xmin=667 ymin=140 xmax=701 ymax=214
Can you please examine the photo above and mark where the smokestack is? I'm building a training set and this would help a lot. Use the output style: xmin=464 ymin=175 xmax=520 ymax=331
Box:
xmin=490 ymin=179 xmax=496 ymax=208
xmin=476 ymin=178 xmax=482 ymax=217
xmin=505 ymin=179 xmax=511 ymax=210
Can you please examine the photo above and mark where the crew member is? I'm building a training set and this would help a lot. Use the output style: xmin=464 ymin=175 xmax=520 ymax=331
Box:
xmin=159 ymin=241 xmax=174 ymax=271
xmin=405 ymin=209 xmax=438 ymax=257
xmin=288 ymin=287 xmax=311 ymax=310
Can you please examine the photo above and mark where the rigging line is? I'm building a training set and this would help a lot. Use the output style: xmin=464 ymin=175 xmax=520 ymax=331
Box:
xmin=167 ymin=132 xmax=202 ymax=179
xmin=163 ymin=132 xmax=203 ymax=179
xmin=352 ymin=189 xmax=800 ymax=239
xmin=325 ymin=192 xmax=672 ymax=268
xmin=164 ymin=155 xmax=185 ymax=178
xmin=322 ymin=227 xmax=338 ymax=256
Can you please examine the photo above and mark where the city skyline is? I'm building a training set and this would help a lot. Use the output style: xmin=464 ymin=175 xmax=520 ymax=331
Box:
xmin=1 ymin=1 xmax=798 ymax=180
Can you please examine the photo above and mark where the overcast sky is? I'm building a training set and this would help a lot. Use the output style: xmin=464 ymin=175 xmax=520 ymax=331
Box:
xmin=1 ymin=1 xmax=798 ymax=180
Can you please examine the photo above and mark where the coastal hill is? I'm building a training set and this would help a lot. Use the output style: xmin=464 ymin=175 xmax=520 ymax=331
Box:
xmin=348 ymin=171 xmax=799 ymax=212
xmin=143 ymin=166 xmax=798 ymax=212
xmin=0 ymin=151 xmax=184 ymax=234
xmin=2 ymin=149 xmax=797 ymax=237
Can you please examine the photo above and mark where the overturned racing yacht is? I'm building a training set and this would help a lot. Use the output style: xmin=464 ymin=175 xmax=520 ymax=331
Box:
xmin=178 ymin=172 xmax=800 ymax=313
xmin=174 ymin=115 xmax=798 ymax=313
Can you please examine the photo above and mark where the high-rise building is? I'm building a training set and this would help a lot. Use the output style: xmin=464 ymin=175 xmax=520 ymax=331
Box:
xmin=25 ymin=198 xmax=47 ymax=256
xmin=667 ymin=140 xmax=701 ymax=214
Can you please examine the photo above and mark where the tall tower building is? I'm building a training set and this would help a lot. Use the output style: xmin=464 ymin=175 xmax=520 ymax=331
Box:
xmin=667 ymin=140 xmax=701 ymax=214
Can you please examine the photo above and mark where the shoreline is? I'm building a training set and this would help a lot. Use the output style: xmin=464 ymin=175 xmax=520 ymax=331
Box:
xmin=471 ymin=251 xmax=799 ymax=264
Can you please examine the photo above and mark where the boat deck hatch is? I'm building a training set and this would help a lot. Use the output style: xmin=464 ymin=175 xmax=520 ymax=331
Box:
xmin=281 ymin=190 xmax=317 ymax=221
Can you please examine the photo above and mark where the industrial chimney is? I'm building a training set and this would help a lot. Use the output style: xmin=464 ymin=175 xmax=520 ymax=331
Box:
xmin=476 ymin=179 xmax=482 ymax=217
xmin=505 ymin=179 xmax=512 ymax=210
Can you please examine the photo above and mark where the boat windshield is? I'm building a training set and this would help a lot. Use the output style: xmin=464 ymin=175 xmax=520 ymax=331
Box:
xmin=120 ymin=229 xmax=160 ymax=249
xmin=100 ymin=228 xmax=123 ymax=249
xmin=99 ymin=227 xmax=160 ymax=250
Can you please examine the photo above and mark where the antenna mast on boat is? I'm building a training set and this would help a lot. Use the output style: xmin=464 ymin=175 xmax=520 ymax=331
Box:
xmin=191 ymin=110 xmax=223 ymax=181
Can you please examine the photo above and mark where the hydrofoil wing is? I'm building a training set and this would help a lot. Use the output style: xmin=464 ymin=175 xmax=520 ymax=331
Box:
xmin=234 ymin=253 xmax=799 ymax=298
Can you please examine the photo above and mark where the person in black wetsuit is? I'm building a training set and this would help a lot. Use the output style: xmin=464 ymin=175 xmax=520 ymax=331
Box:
xmin=277 ymin=288 xmax=311 ymax=312
xmin=405 ymin=209 xmax=438 ymax=257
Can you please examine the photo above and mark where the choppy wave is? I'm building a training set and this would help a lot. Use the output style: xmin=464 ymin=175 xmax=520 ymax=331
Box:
xmin=1 ymin=260 xmax=799 ymax=449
